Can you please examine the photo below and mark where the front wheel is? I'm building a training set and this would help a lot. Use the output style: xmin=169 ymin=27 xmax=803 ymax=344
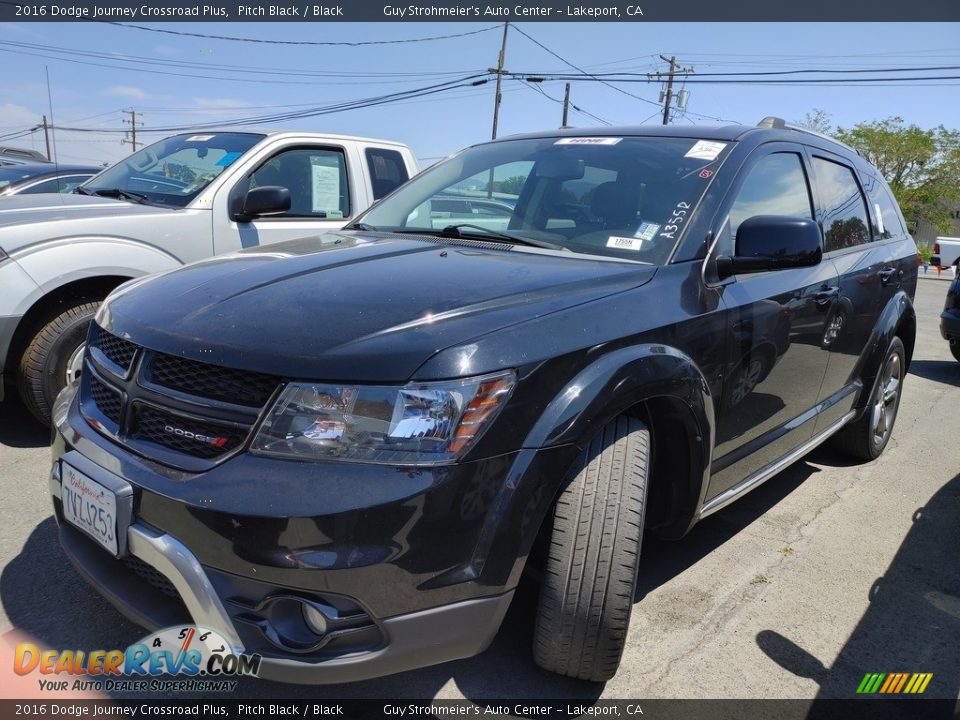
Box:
xmin=16 ymin=300 xmax=100 ymax=426
xmin=532 ymin=416 xmax=650 ymax=682
xmin=831 ymin=336 xmax=905 ymax=461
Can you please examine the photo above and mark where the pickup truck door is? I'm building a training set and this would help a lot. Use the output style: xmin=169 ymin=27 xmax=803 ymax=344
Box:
xmin=212 ymin=141 xmax=370 ymax=254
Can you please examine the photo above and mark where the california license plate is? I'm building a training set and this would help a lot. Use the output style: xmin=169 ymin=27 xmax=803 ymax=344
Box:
xmin=62 ymin=461 xmax=119 ymax=556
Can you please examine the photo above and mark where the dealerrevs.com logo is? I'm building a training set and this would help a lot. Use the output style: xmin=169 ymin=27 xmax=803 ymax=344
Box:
xmin=14 ymin=626 xmax=260 ymax=693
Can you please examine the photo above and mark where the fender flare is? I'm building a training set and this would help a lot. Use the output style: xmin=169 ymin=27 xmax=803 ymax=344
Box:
xmin=849 ymin=290 xmax=916 ymax=419
xmin=523 ymin=343 xmax=716 ymax=537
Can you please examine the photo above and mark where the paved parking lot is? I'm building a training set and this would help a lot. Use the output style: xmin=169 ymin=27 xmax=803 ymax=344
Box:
xmin=0 ymin=279 xmax=957 ymax=701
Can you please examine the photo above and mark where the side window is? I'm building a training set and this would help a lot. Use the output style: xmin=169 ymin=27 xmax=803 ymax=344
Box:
xmin=717 ymin=152 xmax=813 ymax=256
xmin=58 ymin=176 xmax=92 ymax=193
xmin=249 ymin=147 xmax=349 ymax=219
xmin=812 ymin=157 xmax=871 ymax=252
xmin=19 ymin=177 xmax=61 ymax=194
xmin=729 ymin=153 xmax=813 ymax=235
xmin=366 ymin=148 xmax=409 ymax=200
xmin=863 ymin=173 xmax=906 ymax=240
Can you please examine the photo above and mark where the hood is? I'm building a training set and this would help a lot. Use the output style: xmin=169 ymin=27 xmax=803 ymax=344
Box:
xmin=0 ymin=193 xmax=181 ymax=253
xmin=99 ymin=232 xmax=657 ymax=382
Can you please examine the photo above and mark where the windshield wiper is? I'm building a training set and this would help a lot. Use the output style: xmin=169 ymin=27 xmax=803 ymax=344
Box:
xmin=74 ymin=186 xmax=94 ymax=196
xmin=436 ymin=223 xmax=564 ymax=250
xmin=86 ymin=188 xmax=152 ymax=205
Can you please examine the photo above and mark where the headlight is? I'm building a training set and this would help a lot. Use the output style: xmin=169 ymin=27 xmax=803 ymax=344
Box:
xmin=250 ymin=371 xmax=516 ymax=464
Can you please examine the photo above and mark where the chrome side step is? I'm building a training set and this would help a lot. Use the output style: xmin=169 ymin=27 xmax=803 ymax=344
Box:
xmin=698 ymin=410 xmax=856 ymax=519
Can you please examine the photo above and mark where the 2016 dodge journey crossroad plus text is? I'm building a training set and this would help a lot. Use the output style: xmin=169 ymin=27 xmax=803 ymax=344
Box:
xmin=48 ymin=118 xmax=917 ymax=683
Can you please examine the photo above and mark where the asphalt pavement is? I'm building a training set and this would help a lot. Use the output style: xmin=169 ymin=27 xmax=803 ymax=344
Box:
xmin=0 ymin=279 xmax=957 ymax=701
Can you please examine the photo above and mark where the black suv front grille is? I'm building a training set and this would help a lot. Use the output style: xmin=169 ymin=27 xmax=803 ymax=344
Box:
xmin=121 ymin=555 xmax=180 ymax=600
xmin=132 ymin=404 xmax=248 ymax=460
xmin=150 ymin=353 xmax=279 ymax=408
xmin=92 ymin=326 xmax=138 ymax=372
xmin=88 ymin=374 xmax=122 ymax=424
xmin=81 ymin=323 xmax=281 ymax=469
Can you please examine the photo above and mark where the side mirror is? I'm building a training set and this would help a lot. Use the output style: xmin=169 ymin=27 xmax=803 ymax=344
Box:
xmin=716 ymin=215 xmax=822 ymax=278
xmin=233 ymin=186 xmax=291 ymax=222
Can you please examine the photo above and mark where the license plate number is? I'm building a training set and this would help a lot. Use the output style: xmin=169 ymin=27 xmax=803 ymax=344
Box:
xmin=62 ymin=462 xmax=119 ymax=556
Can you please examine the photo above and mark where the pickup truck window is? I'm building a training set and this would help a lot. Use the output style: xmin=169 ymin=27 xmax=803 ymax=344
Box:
xmin=80 ymin=132 xmax=264 ymax=208
xmin=250 ymin=147 xmax=350 ymax=219
xmin=812 ymin=156 xmax=872 ymax=252
xmin=359 ymin=137 xmax=732 ymax=265
xmin=365 ymin=147 xmax=409 ymax=200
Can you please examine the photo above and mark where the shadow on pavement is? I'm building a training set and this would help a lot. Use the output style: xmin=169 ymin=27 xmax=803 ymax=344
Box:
xmin=755 ymin=472 xmax=960 ymax=701
xmin=636 ymin=451 xmax=825 ymax=602
xmin=0 ymin=393 xmax=49 ymax=450
xmin=909 ymin=359 xmax=960 ymax=386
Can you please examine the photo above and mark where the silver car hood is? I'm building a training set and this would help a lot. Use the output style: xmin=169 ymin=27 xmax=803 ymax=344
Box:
xmin=0 ymin=193 xmax=185 ymax=254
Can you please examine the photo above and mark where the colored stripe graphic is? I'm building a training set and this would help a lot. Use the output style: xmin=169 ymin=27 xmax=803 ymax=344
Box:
xmin=857 ymin=672 xmax=932 ymax=694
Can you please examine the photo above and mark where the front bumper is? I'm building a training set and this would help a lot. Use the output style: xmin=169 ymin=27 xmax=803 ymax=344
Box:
xmin=50 ymin=385 xmax=573 ymax=683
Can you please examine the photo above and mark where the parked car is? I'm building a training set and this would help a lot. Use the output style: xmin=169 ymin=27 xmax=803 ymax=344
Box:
xmin=0 ymin=145 xmax=48 ymax=165
xmin=49 ymin=119 xmax=916 ymax=684
xmin=941 ymin=271 xmax=960 ymax=362
xmin=0 ymin=163 xmax=101 ymax=197
xmin=931 ymin=236 xmax=960 ymax=270
xmin=0 ymin=130 xmax=418 ymax=424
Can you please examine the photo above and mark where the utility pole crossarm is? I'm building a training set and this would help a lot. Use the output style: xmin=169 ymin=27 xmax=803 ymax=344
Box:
xmin=657 ymin=55 xmax=694 ymax=125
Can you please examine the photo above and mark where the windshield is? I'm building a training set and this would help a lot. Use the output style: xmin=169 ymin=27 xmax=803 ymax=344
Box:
xmin=358 ymin=136 xmax=732 ymax=264
xmin=80 ymin=132 xmax=265 ymax=208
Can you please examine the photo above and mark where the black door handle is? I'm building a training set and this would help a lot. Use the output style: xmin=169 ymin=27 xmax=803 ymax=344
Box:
xmin=878 ymin=266 xmax=900 ymax=286
xmin=815 ymin=287 xmax=840 ymax=307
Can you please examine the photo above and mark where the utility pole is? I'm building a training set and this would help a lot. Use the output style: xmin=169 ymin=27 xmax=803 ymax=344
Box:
xmin=657 ymin=55 xmax=693 ymax=125
xmin=122 ymin=109 xmax=138 ymax=152
xmin=561 ymin=83 xmax=571 ymax=128
xmin=41 ymin=115 xmax=51 ymax=161
xmin=490 ymin=21 xmax=510 ymax=140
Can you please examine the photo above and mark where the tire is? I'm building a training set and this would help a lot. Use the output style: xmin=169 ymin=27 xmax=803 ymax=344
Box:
xmin=533 ymin=415 xmax=650 ymax=682
xmin=831 ymin=336 xmax=905 ymax=461
xmin=16 ymin=300 xmax=100 ymax=426
xmin=951 ymin=342 xmax=960 ymax=364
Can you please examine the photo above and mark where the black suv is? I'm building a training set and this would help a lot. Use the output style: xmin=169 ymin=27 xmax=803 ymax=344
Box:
xmin=49 ymin=119 xmax=917 ymax=684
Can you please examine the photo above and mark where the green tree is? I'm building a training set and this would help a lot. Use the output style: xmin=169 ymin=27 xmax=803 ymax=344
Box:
xmin=795 ymin=108 xmax=833 ymax=134
xmin=835 ymin=117 xmax=960 ymax=233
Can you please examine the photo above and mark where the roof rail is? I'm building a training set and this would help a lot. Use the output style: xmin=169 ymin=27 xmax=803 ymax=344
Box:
xmin=755 ymin=116 xmax=861 ymax=156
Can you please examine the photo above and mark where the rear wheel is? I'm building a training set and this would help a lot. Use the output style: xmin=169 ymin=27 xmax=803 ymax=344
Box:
xmin=533 ymin=415 xmax=649 ymax=682
xmin=831 ymin=336 xmax=905 ymax=461
xmin=16 ymin=300 xmax=100 ymax=426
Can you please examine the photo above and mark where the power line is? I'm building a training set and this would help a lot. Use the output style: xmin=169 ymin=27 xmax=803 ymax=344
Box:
xmin=519 ymin=79 xmax=612 ymax=126
xmin=511 ymin=25 xmax=662 ymax=109
xmin=105 ymin=22 xmax=501 ymax=46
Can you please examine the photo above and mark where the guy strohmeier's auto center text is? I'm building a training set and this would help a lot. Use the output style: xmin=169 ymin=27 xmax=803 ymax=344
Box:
xmin=13 ymin=2 xmax=641 ymax=18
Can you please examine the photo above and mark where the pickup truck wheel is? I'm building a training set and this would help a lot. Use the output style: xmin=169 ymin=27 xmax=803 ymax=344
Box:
xmin=831 ymin=336 xmax=905 ymax=461
xmin=16 ymin=300 xmax=100 ymax=426
xmin=533 ymin=415 xmax=649 ymax=682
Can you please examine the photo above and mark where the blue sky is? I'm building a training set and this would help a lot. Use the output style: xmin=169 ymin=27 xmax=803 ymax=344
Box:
xmin=1 ymin=21 xmax=958 ymax=166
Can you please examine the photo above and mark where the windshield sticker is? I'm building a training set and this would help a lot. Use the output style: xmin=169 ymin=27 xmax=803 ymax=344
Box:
xmin=607 ymin=236 xmax=643 ymax=251
xmin=698 ymin=168 xmax=714 ymax=179
xmin=215 ymin=151 xmax=242 ymax=167
xmin=185 ymin=134 xmax=215 ymax=142
xmin=634 ymin=222 xmax=660 ymax=241
xmin=684 ymin=140 xmax=726 ymax=160
xmin=554 ymin=137 xmax=623 ymax=146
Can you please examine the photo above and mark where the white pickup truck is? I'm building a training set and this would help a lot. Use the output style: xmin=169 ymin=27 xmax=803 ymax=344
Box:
xmin=933 ymin=236 xmax=960 ymax=269
xmin=0 ymin=130 xmax=418 ymax=424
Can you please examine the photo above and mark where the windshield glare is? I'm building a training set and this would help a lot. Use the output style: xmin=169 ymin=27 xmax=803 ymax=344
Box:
xmin=80 ymin=132 xmax=265 ymax=207
xmin=359 ymin=136 xmax=731 ymax=264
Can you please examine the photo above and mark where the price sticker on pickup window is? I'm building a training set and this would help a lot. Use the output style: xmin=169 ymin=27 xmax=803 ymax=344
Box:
xmin=607 ymin=236 xmax=643 ymax=251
